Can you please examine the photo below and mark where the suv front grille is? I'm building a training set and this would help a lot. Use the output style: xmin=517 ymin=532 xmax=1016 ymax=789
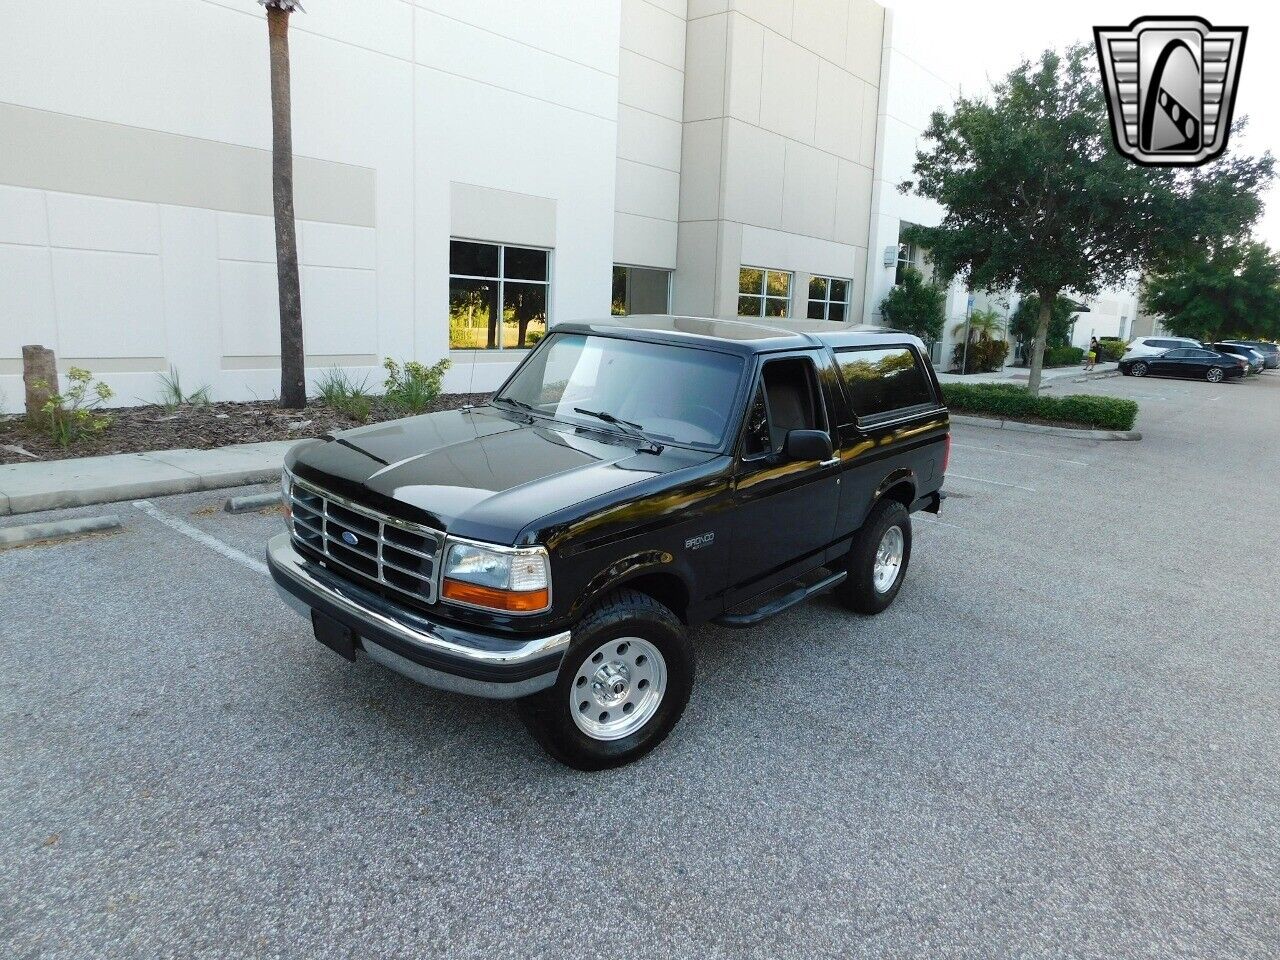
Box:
xmin=288 ymin=477 xmax=444 ymax=604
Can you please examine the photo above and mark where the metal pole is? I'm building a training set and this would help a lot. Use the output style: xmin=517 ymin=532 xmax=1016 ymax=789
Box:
xmin=961 ymin=294 xmax=973 ymax=373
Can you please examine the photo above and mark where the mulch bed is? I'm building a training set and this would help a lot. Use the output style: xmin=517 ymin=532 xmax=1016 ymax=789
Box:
xmin=0 ymin=394 xmax=491 ymax=465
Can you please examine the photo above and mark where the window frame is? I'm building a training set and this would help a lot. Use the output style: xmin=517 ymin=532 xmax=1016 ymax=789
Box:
xmin=807 ymin=275 xmax=852 ymax=322
xmin=832 ymin=343 xmax=941 ymax=428
xmin=737 ymin=267 xmax=793 ymax=319
xmin=735 ymin=353 xmax=830 ymax=462
xmin=895 ymin=241 xmax=917 ymax=287
xmin=448 ymin=238 xmax=553 ymax=351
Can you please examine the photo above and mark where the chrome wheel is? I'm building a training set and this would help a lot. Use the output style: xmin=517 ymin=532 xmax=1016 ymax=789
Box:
xmin=1207 ymin=367 xmax=1223 ymax=383
xmin=872 ymin=526 xmax=905 ymax=594
xmin=570 ymin=637 xmax=667 ymax=741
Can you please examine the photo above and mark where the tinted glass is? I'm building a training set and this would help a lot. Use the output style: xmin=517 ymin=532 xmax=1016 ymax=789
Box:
xmin=449 ymin=277 xmax=499 ymax=349
xmin=828 ymin=301 xmax=846 ymax=323
xmin=766 ymin=271 xmax=791 ymax=297
xmin=836 ymin=346 xmax=935 ymax=418
xmin=611 ymin=266 xmax=627 ymax=316
xmin=807 ymin=300 xmax=826 ymax=320
xmin=502 ymin=282 xmax=547 ymax=348
xmin=739 ymin=268 xmax=764 ymax=296
xmin=503 ymin=246 xmax=548 ymax=281
xmin=809 ymin=276 xmax=828 ymax=299
xmin=450 ymin=240 xmax=500 ymax=278
xmin=1165 ymin=350 xmax=1191 ymax=358
xmin=830 ymin=278 xmax=849 ymax=302
xmin=497 ymin=333 xmax=744 ymax=448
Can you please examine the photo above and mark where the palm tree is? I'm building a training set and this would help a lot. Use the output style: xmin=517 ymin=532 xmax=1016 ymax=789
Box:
xmin=262 ymin=0 xmax=306 ymax=408
xmin=952 ymin=306 xmax=1004 ymax=344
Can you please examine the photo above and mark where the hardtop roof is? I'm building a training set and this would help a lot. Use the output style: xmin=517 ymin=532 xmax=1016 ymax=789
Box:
xmin=550 ymin=314 xmax=926 ymax=356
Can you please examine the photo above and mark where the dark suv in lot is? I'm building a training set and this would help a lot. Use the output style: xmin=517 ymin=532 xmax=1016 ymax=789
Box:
xmin=268 ymin=316 xmax=949 ymax=768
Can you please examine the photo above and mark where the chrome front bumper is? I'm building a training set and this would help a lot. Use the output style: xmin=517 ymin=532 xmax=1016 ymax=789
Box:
xmin=267 ymin=534 xmax=570 ymax=699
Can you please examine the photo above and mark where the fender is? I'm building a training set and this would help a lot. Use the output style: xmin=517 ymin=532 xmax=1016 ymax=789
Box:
xmin=872 ymin=468 xmax=917 ymax=507
xmin=569 ymin=547 xmax=697 ymax=621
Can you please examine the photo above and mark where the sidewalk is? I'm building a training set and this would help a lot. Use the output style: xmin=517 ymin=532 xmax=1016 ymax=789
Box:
xmin=937 ymin=363 xmax=1118 ymax=387
xmin=0 ymin=440 xmax=293 ymax=516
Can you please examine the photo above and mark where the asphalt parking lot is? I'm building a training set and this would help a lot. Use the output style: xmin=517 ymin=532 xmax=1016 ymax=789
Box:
xmin=3 ymin=372 xmax=1278 ymax=959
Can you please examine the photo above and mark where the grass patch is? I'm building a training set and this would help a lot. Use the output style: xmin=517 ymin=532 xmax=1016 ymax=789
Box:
xmin=942 ymin=382 xmax=1138 ymax=431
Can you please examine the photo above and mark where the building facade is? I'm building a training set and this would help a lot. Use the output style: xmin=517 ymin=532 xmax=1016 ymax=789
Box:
xmin=0 ymin=0 xmax=896 ymax=412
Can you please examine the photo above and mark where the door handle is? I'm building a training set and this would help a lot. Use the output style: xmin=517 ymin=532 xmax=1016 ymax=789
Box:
xmin=820 ymin=457 xmax=841 ymax=468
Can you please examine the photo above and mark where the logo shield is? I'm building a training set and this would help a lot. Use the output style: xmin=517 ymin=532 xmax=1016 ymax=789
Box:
xmin=1094 ymin=16 xmax=1247 ymax=166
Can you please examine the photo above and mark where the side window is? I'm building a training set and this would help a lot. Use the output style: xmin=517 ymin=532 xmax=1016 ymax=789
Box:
xmin=742 ymin=385 xmax=771 ymax=457
xmin=1165 ymin=350 xmax=1189 ymax=358
xmin=836 ymin=346 xmax=935 ymax=419
xmin=741 ymin=358 xmax=824 ymax=457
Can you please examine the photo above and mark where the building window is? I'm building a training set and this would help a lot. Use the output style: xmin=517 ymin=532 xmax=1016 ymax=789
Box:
xmin=808 ymin=275 xmax=851 ymax=322
xmin=611 ymin=265 xmax=672 ymax=316
xmin=895 ymin=241 xmax=916 ymax=286
xmin=738 ymin=267 xmax=791 ymax=318
xmin=449 ymin=240 xmax=549 ymax=350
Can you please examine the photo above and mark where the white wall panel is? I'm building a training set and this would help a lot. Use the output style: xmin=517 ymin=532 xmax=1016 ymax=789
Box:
xmin=617 ymin=105 xmax=684 ymax=173
xmin=0 ymin=245 xmax=55 ymax=357
xmin=792 ymin=0 xmax=849 ymax=65
xmin=615 ymin=159 xmax=681 ymax=223
xmin=51 ymin=250 xmax=165 ymax=357
xmin=782 ymin=142 xmax=838 ymax=239
xmin=301 ymin=266 xmax=379 ymax=356
xmin=618 ymin=50 xmax=685 ymax=121
xmin=216 ymin=212 xmax=277 ymax=264
xmin=217 ymin=259 xmax=280 ymax=357
xmin=621 ymin=0 xmax=686 ymax=70
xmin=45 ymin=194 xmax=160 ymax=255
xmin=682 ymin=14 xmax=728 ymax=122
xmin=722 ymin=120 xmax=785 ymax=229
xmin=301 ymin=221 xmax=378 ymax=271
xmin=0 ymin=184 xmax=47 ymax=246
xmin=758 ymin=33 xmax=818 ymax=144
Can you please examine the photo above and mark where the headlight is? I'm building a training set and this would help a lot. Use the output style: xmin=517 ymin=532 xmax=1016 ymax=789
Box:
xmin=441 ymin=539 xmax=550 ymax=613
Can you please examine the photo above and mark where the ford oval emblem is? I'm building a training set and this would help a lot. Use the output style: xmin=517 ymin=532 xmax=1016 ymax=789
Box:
xmin=341 ymin=531 xmax=360 ymax=547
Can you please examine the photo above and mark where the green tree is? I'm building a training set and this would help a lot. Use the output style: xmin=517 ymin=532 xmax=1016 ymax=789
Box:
xmin=879 ymin=266 xmax=945 ymax=342
xmin=901 ymin=44 xmax=1273 ymax=393
xmin=1143 ymin=242 xmax=1280 ymax=342
xmin=1009 ymin=295 xmax=1076 ymax=351
xmin=952 ymin=306 xmax=1004 ymax=343
xmin=262 ymin=0 xmax=306 ymax=408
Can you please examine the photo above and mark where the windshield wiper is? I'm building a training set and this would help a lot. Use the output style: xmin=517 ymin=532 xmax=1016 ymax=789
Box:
xmin=573 ymin=408 xmax=663 ymax=453
xmin=492 ymin=396 xmax=536 ymax=421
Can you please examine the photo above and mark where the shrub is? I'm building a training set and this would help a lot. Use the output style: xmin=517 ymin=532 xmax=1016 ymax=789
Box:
xmin=155 ymin=366 xmax=211 ymax=411
xmin=383 ymin=357 xmax=451 ymax=415
xmin=941 ymin=382 xmax=1138 ymax=431
xmin=315 ymin=367 xmax=375 ymax=422
xmin=1042 ymin=345 xmax=1085 ymax=367
xmin=879 ymin=267 xmax=946 ymax=341
xmin=1096 ymin=338 xmax=1125 ymax=361
xmin=35 ymin=367 xmax=115 ymax=446
xmin=950 ymin=337 xmax=1009 ymax=373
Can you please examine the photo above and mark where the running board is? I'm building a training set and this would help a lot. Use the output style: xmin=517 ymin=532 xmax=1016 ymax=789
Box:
xmin=713 ymin=569 xmax=848 ymax=629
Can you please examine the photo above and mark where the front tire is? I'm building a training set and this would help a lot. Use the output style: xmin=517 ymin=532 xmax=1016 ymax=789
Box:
xmin=1206 ymin=366 xmax=1224 ymax=383
xmin=518 ymin=589 xmax=693 ymax=770
xmin=1130 ymin=361 xmax=1149 ymax=377
xmin=836 ymin=499 xmax=912 ymax=615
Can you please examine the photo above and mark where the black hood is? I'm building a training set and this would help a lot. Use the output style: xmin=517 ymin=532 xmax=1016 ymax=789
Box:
xmin=287 ymin=407 xmax=717 ymax=544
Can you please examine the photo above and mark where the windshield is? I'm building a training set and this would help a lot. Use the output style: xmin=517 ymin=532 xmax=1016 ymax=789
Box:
xmin=496 ymin=333 xmax=744 ymax=449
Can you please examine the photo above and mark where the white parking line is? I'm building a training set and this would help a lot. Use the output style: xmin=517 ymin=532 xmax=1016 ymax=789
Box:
xmin=133 ymin=499 xmax=268 ymax=575
xmin=952 ymin=442 xmax=1087 ymax=466
xmin=914 ymin=514 xmax=966 ymax=531
xmin=946 ymin=472 xmax=1037 ymax=493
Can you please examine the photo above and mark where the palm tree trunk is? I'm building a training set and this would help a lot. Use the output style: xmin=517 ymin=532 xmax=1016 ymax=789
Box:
xmin=267 ymin=7 xmax=306 ymax=409
xmin=1026 ymin=290 xmax=1056 ymax=395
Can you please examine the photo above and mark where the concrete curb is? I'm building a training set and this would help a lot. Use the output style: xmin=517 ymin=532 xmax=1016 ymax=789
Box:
xmin=225 ymin=492 xmax=283 ymax=514
xmin=0 ymin=440 xmax=295 ymax=516
xmin=950 ymin=414 xmax=1141 ymax=442
xmin=0 ymin=514 xmax=122 ymax=548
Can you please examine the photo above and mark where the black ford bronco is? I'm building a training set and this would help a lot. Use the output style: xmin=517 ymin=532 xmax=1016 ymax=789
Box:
xmin=268 ymin=316 xmax=949 ymax=769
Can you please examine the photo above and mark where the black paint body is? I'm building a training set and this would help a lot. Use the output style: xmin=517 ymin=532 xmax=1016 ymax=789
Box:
xmin=285 ymin=317 xmax=949 ymax=638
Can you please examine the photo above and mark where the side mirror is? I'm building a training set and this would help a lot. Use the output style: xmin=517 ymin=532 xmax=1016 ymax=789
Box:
xmin=782 ymin=429 xmax=833 ymax=462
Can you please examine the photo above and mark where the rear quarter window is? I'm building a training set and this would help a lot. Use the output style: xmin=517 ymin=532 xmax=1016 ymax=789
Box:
xmin=835 ymin=345 xmax=936 ymax=420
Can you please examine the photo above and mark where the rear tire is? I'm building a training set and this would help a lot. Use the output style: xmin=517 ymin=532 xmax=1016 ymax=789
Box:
xmin=1206 ymin=366 xmax=1224 ymax=383
xmin=1130 ymin=361 xmax=1149 ymax=377
xmin=836 ymin=499 xmax=912 ymax=615
xmin=518 ymin=589 xmax=693 ymax=770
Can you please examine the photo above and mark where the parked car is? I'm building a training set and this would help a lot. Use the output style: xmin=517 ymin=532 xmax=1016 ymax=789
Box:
xmin=268 ymin=317 xmax=950 ymax=769
xmin=1120 ymin=336 xmax=1203 ymax=361
xmin=1222 ymin=340 xmax=1280 ymax=370
xmin=1210 ymin=342 xmax=1265 ymax=374
xmin=1120 ymin=347 xmax=1247 ymax=382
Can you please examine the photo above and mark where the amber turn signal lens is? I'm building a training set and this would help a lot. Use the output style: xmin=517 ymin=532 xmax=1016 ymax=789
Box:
xmin=441 ymin=579 xmax=549 ymax=612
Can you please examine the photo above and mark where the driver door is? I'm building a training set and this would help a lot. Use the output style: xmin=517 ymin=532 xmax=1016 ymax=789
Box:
xmin=726 ymin=353 xmax=841 ymax=607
